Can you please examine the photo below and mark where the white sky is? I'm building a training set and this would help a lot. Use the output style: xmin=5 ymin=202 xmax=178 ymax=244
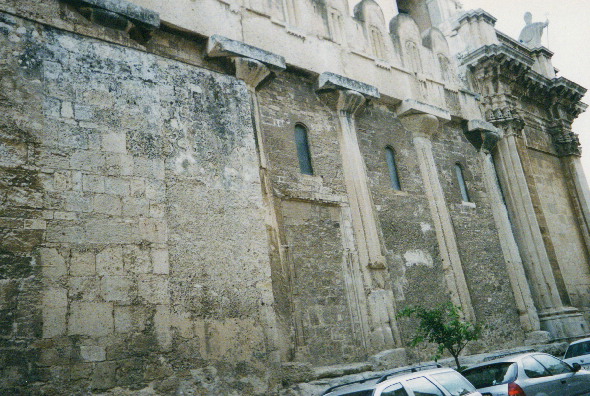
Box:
xmin=460 ymin=0 xmax=590 ymax=180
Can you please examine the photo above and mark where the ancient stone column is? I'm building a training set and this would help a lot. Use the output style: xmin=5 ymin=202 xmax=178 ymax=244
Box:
xmin=208 ymin=36 xmax=287 ymax=362
xmin=318 ymin=72 xmax=400 ymax=351
xmin=399 ymin=108 xmax=475 ymax=322
xmin=551 ymin=129 xmax=590 ymax=252
xmin=467 ymin=120 xmax=541 ymax=335
xmin=492 ymin=121 xmax=588 ymax=337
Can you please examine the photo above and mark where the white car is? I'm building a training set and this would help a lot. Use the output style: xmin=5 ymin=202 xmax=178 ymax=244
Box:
xmin=564 ymin=338 xmax=590 ymax=370
xmin=322 ymin=366 xmax=481 ymax=396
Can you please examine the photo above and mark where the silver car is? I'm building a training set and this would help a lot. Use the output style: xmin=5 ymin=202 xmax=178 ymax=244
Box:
xmin=564 ymin=338 xmax=590 ymax=370
xmin=461 ymin=352 xmax=590 ymax=396
xmin=323 ymin=366 xmax=482 ymax=396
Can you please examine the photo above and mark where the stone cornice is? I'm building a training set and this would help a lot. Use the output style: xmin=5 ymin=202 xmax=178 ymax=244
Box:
xmin=460 ymin=44 xmax=534 ymax=69
xmin=462 ymin=44 xmax=587 ymax=104
xmin=61 ymin=0 xmax=160 ymax=30
xmin=207 ymin=35 xmax=286 ymax=71
xmin=456 ymin=9 xmax=497 ymax=27
xmin=316 ymin=72 xmax=380 ymax=99
xmin=396 ymin=99 xmax=451 ymax=122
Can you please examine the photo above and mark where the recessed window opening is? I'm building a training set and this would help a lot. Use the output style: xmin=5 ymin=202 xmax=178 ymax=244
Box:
xmin=385 ymin=146 xmax=401 ymax=191
xmin=455 ymin=163 xmax=470 ymax=202
xmin=295 ymin=124 xmax=313 ymax=175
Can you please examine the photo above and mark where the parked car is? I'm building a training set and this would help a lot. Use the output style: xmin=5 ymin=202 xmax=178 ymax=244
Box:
xmin=322 ymin=365 xmax=482 ymax=396
xmin=461 ymin=352 xmax=590 ymax=396
xmin=564 ymin=338 xmax=590 ymax=370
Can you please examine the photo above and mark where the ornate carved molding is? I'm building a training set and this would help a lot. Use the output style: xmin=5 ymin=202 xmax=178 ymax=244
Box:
xmin=550 ymin=127 xmax=582 ymax=157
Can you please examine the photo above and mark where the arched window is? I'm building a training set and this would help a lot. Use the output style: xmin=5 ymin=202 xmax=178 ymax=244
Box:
xmin=295 ymin=124 xmax=313 ymax=175
xmin=455 ymin=163 xmax=470 ymax=202
xmin=385 ymin=147 xmax=401 ymax=191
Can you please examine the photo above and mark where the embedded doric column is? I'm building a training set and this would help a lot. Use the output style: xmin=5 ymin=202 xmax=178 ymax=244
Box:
xmin=550 ymin=127 xmax=590 ymax=252
xmin=493 ymin=119 xmax=587 ymax=338
xmin=207 ymin=35 xmax=287 ymax=362
xmin=397 ymin=102 xmax=475 ymax=322
xmin=317 ymin=72 xmax=400 ymax=351
xmin=466 ymin=120 xmax=541 ymax=334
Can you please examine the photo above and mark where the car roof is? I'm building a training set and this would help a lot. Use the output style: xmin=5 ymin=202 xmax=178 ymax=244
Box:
xmin=568 ymin=337 xmax=590 ymax=346
xmin=322 ymin=366 xmax=453 ymax=395
xmin=376 ymin=367 xmax=458 ymax=387
xmin=462 ymin=352 xmax=542 ymax=370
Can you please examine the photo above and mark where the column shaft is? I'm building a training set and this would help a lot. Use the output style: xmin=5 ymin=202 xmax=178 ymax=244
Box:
xmin=412 ymin=132 xmax=476 ymax=322
xmin=480 ymin=151 xmax=540 ymax=331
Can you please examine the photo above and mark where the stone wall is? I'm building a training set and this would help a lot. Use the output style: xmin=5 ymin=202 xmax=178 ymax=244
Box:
xmin=0 ymin=11 xmax=278 ymax=394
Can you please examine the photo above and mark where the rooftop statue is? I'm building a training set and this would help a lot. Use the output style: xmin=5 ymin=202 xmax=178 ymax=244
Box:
xmin=518 ymin=12 xmax=548 ymax=48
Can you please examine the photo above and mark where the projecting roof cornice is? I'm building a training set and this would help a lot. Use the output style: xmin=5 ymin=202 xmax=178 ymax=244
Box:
xmin=461 ymin=44 xmax=587 ymax=103
xmin=460 ymin=44 xmax=534 ymax=69
xmin=456 ymin=9 xmax=497 ymax=27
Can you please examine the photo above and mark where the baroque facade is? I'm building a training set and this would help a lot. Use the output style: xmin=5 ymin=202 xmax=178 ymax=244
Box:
xmin=1 ymin=0 xmax=589 ymax=394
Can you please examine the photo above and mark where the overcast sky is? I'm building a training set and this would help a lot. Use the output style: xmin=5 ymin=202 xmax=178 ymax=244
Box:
xmin=460 ymin=0 xmax=590 ymax=180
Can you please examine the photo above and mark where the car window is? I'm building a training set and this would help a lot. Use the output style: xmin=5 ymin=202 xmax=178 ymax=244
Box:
xmin=405 ymin=377 xmax=445 ymax=396
xmin=565 ymin=341 xmax=590 ymax=359
xmin=522 ymin=356 xmax=551 ymax=378
xmin=462 ymin=363 xmax=517 ymax=388
xmin=533 ymin=354 xmax=572 ymax=375
xmin=381 ymin=382 xmax=409 ymax=396
xmin=430 ymin=371 xmax=476 ymax=395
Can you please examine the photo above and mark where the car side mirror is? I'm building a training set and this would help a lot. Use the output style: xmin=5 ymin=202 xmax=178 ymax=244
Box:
xmin=572 ymin=363 xmax=581 ymax=372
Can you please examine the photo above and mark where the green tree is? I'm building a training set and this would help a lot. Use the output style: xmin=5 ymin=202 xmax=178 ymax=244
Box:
xmin=397 ymin=302 xmax=481 ymax=369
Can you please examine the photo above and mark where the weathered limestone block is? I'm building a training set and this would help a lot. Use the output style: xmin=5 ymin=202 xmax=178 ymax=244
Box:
xmin=79 ymin=345 xmax=106 ymax=362
xmin=114 ymin=305 xmax=149 ymax=333
xmin=369 ymin=348 xmax=408 ymax=370
xmin=68 ymin=276 xmax=100 ymax=301
xmin=96 ymin=246 xmax=124 ymax=275
xmin=68 ymin=302 xmax=114 ymax=336
xmin=137 ymin=274 xmax=169 ymax=304
xmin=39 ymin=247 xmax=67 ymax=278
xmin=151 ymin=248 xmax=169 ymax=275
xmin=100 ymin=275 xmax=133 ymax=303
xmin=42 ymin=288 xmax=68 ymax=338
xmin=69 ymin=250 xmax=96 ymax=276
xmin=93 ymin=194 xmax=122 ymax=216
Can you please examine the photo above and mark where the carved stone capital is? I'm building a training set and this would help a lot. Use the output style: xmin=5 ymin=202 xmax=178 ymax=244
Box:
xmin=550 ymin=127 xmax=582 ymax=157
xmin=466 ymin=119 xmax=502 ymax=153
xmin=399 ymin=114 xmax=439 ymax=139
xmin=336 ymin=90 xmax=366 ymax=115
xmin=233 ymin=57 xmax=271 ymax=90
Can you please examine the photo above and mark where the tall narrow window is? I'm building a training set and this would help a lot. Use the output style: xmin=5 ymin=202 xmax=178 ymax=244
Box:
xmin=295 ymin=124 xmax=313 ymax=175
xmin=385 ymin=147 xmax=401 ymax=190
xmin=455 ymin=163 xmax=470 ymax=202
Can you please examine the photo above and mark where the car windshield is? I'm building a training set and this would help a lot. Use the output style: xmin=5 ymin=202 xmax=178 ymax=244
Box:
xmin=430 ymin=371 xmax=476 ymax=396
xmin=462 ymin=363 xmax=517 ymax=388
xmin=565 ymin=341 xmax=590 ymax=359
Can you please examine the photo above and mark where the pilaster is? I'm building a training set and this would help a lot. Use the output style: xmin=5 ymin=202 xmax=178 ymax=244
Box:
xmin=207 ymin=36 xmax=287 ymax=362
xmin=467 ymin=120 xmax=540 ymax=334
xmin=398 ymin=106 xmax=475 ymax=322
xmin=317 ymin=72 xmax=400 ymax=351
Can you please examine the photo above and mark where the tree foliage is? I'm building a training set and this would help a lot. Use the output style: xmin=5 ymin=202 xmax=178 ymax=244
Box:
xmin=396 ymin=302 xmax=481 ymax=369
